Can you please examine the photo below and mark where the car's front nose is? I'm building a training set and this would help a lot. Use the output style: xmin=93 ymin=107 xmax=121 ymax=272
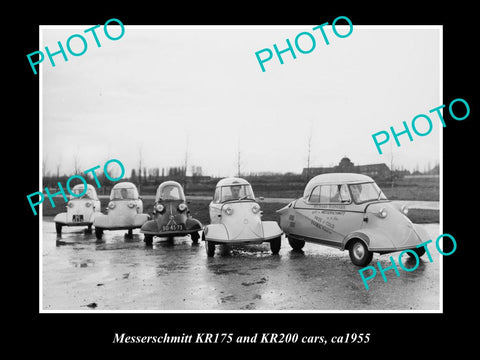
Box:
xmin=363 ymin=202 xmax=429 ymax=251
xmin=220 ymin=202 xmax=264 ymax=241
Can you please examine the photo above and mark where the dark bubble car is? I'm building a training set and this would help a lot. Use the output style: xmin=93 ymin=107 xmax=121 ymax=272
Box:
xmin=140 ymin=181 xmax=202 ymax=246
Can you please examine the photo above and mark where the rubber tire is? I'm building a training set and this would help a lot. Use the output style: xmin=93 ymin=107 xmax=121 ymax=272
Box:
xmin=95 ymin=228 xmax=103 ymax=240
xmin=55 ymin=223 xmax=62 ymax=235
xmin=124 ymin=229 xmax=133 ymax=239
xmin=348 ymin=239 xmax=373 ymax=266
xmin=144 ymin=234 xmax=153 ymax=246
xmin=85 ymin=225 xmax=93 ymax=234
xmin=407 ymin=246 xmax=426 ymax=258
xmin=205 ymin=240 xmax=215 ymax=257
xmin=191 ymin=232 xmax=200 ymax=244
xmin=288 ymin=237 xmax=305 ymax=251
xmin=270 ymin=236 xmax=281 ymax=255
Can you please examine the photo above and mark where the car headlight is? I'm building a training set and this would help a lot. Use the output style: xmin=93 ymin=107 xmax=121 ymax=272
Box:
xmin=68 ymin=202 xmax=74 ymax=208
xmin=377 ymin=207 xmax=387 ymax=218
xmin=401 ymin=204 xmax=409 ymax=215
xmin=108 ymin=201 xmax=116 ymax=209
xmin=224 ymin=206 xmax=233 ymax=216
xmin=128 ymin=201 xmax=136 ymax=208
xmin=85 ymin=201 xmax=92 ymax=207
xmin=178 ymin=203 xmax=187 ymax=212
xmin=155 ymin=203 xmax=164 ymax=213
xmin=251 ymin=204 xmax=260 ymax=214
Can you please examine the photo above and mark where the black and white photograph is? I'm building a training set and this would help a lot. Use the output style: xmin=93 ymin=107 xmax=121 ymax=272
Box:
xmin=17 ymin=3 xmax=476 ymax=354
xmin=39 ymin=24 xmax=442 ymax=312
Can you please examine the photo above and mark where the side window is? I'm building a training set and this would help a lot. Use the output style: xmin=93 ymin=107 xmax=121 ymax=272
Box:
xmin=339 ymin=184 xmax=351 ymax=203
xmin=309 ymin=184 xmax=351 ymax=204
xmin=213 ymin=187 xmax=221 ymax=203
xmin=308 ymin=185 xmax=321 ymax=203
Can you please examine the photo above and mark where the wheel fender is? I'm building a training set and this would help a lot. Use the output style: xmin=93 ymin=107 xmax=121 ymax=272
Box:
xmin=140 ymin=220 xmax=160 ymax=234
xmin=261 ymin=221 xmax=283 ymax=240
xmin=93 ymin=214 xmax=109 ymax=228
xmin=133 ymin=213 xmax=150 ymax=227
xmin=186 ymin=217 xmax=203 ymax=231
xmin=54 ymin=212 xmax=68 ymax=224
xmin=412 ymin=224 xmax=430 ymax=243
xmin=203 ymin=224 xmax=229 ymax=241
xmin=342 ymin=231 xmax=371 ymax=251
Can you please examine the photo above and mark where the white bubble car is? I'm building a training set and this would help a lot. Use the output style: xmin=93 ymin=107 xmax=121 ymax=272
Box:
xmin=277 ymin=173 xmax=430 ymax=266
xmin=93 ymin=182 xmax=150 ymax=240
xmin=54 ymin=184 xmax=101 ymax=235
xmin=202 ymin=177 xmax=283 ymax=257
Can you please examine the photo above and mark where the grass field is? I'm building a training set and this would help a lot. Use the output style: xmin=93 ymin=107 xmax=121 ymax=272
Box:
xmin=41 ymin=197 xmax=439 ymax=224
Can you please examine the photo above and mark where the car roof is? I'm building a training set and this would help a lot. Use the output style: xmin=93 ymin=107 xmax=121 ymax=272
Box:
xmin=111 ymin=181 xmax=138 ymax=190
xmin=157 ymin=180 xmax=184 ymax=189
xmin=307 ymin=173 xmax=374 ymax=184
xmin=216 ymin=177 xmax=251 ymax=187
xmin=155 ymin=180 xmax=186 ymax=201
xmin=71 ymin=183 xmax=96 ymax=190
xmin=304 ymin=173 xmax=375 ymax=197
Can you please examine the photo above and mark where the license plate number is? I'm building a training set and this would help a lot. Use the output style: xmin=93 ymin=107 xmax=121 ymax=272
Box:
xmin=72 ymin=215 xmax=84 ymax=223
xmin=162 ymin=224 xmax=184 ymax=231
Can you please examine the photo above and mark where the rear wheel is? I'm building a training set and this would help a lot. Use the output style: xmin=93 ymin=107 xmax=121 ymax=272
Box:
xmin=270 ymin=236 xmax=281 ymax=254
xmin=124 ymin=229 xmax=133 ymax=239
xmin=85 ymin=225 xmax=92 ymax=234
xmin=144 ymin=234 xmax=153 ymax=246
xmin=348 ymin=239 xmax=373 ymax=266
xmin=288 ymin=237 xmax=305 ymax=251
xmin=55 ymin=223 xmax=62 ymax=235
xmin=205 ymin=240 xmax=215 ymax=257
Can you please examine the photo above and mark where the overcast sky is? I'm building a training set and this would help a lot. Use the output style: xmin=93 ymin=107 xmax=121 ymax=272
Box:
xmin=41 ymin=25 xmax=441 ymax=177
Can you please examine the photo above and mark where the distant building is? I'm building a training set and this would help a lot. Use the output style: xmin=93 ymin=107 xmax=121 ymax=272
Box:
xmin=303 ymin=157 xmax=393 ymax=181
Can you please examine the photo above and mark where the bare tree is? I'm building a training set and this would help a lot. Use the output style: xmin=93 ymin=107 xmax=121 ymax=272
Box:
xmin=236 ymin=137 xmax=242 ymax=177
xmin=73 ymin=152 xmax=80 ymax=175
xmin=305 ymin=121 xmax=313 ymax=179
xmin=137 ymin=145 xmax=143 ymax=185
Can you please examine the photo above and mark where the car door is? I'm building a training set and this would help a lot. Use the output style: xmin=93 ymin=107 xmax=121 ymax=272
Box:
xmin=295 ymin=183 xmax=364 ymax=245
xmin=209 ymin=187 xmax=222 ymax=224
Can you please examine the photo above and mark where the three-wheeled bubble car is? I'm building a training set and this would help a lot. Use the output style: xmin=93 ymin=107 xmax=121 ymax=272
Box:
xmin=54 ymin=184 xmax=101 ymax=235
xmin=202 ymin=177 xmax=283 ymax=257
xmin=93 ymin=182 xmax=150 ymax=240
xmin=140 ymin=181 xmax=202 ymax=246
xmin=277 ymin=173 xmax=430 ymax=266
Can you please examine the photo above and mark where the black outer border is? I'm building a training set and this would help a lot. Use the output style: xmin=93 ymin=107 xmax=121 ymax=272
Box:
xmin=16 ymin=2 xmax=476 ymax=355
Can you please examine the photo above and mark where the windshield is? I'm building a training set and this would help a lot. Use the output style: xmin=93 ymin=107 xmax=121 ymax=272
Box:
xmin=349 ymin=182 xmax=387 ymax=204
xmin=157 ymin=184 xmax=184 ymax=201
xmin=110 ymin=187 xmax=138 ymax=200
xmin=218 ymin=184 xmax=255 ymax=203
xmin=69 ymin=186 xmax=96 ymax=200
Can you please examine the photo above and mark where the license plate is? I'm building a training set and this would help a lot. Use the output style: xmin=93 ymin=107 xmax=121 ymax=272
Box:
xmin=72 ymin=215 xmax=84 ymax=223
xmin=162 ymin=224 xmax=184 ymax=231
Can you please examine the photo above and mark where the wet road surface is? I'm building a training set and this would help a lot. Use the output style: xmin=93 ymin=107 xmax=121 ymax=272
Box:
xmin=42 ymin=218 xmax=440 ymax=311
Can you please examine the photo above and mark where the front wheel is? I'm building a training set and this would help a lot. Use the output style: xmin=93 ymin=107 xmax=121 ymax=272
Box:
xmin=144 ymin=234 xmax=153 ymax=246
xmin=55 ymin=223 xmax=62 ymax=235
xmin=270 ymin=236 xmax=281 ymax=255
xmin=407 ymin=246 xmax=425 ymax=258
xmin=288 ymin=237 xmax=305 ymax=251
xmin=205 ymin=240 xmax=215 ymax=257
xmin=348 ymin=239 xmax=373 ymax=266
